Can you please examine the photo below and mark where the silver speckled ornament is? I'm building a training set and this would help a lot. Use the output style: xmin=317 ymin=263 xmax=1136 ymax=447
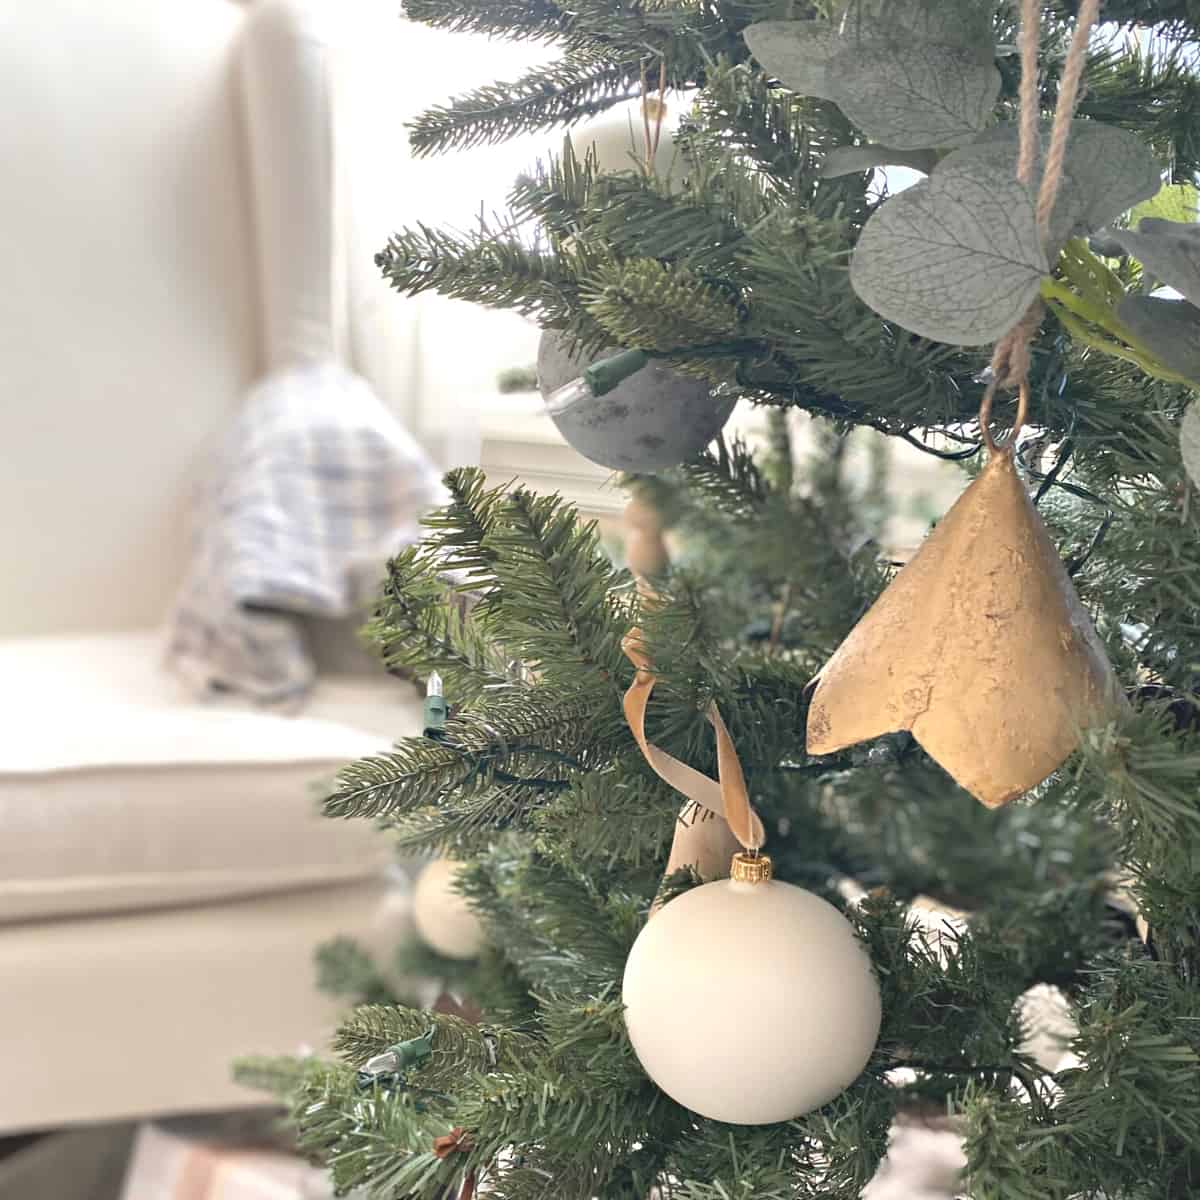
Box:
xmin=537 ymin=333 xmax=735 ymax=472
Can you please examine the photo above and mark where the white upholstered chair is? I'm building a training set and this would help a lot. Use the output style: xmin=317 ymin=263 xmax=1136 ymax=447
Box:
xmin=0 ymin=0 xmax=443 ymax=1132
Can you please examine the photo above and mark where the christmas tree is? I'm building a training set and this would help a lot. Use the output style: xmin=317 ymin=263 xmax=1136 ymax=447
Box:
xmin=237 ymin=2 xmax=1200 ymax=1196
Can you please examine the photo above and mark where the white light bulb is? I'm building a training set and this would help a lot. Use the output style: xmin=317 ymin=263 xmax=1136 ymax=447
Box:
xmin=545 ymin=376 xmax=594 ymax=416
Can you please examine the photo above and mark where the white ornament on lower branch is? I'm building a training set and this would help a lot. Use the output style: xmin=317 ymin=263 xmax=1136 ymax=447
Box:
xmin=622 ymin=853 xmax=881 ymax=1125
xmin=412 ymin=858 xmax=485 ymax=961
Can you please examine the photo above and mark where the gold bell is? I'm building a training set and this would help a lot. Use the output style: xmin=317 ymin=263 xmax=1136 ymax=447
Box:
xmin=807 ymin=450 xmax=1124 ymax=808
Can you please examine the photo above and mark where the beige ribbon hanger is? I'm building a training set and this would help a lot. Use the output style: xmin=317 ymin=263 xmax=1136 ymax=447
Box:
xmin=622 ymin=629 xmax=765 ymax=851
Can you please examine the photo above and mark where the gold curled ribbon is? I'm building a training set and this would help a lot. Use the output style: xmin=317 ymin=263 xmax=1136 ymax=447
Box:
xmin=622 ymin=629 xmax=765 ymax=851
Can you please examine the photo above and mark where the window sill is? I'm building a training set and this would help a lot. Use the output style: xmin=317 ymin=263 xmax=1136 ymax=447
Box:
xmin=478 ymin=391 xmax=627 ymax=517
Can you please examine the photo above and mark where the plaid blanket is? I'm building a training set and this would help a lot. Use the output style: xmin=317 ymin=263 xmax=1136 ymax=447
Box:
xmin=165 ymin=362 xmax=444 ymax=707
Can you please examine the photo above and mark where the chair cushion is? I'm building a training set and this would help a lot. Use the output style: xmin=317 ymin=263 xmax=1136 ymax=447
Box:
xmin=0 ymin=630 xmax=416 ymax=923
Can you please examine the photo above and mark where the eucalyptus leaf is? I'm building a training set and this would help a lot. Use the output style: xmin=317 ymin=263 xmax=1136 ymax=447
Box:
xmin=1104 ymin=220 xmax=1200 ymax=307
xmin=821 ymin=144 xmax=939 ymax=178
xmin=1130 ymin=183 xmax=1199 ymax=227
xmin=833 ymin=40 xmax=999 ymax=149
xmin=850 ymin=160 xmax=1047 ymax=344
xmin=839 ymin=0 xmax=996 ymax=59
xmin=744 ymin=12 xmax=998 ymax=152
xmin=1181 ymin=404 xmax=1200 ymax=488
xmin=742 ymin=21 xmax=841 ymax=100
xmin=1052 ymin=123 xmax=1164 ymax=232
xmin=944 ymin=121 xmax=1162 ymax=255
xmin=1117 ymin=296 xmax=1200 ymax=385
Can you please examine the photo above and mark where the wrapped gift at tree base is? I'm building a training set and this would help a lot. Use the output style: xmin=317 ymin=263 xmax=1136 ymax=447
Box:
xmin=121 ymin=1120 xmax=336 ymax=1200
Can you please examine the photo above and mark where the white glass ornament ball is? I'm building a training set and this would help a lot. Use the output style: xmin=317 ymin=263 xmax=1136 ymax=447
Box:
xmin=538 ymin=332 xmax=735 ymax=473
xmin=568 ymin=102 xmax=684 ymax=189
xmin=622 ymin=868 xmax=881 ymax=1125
xmin=412 ymin=858 xmax=485 ymax=961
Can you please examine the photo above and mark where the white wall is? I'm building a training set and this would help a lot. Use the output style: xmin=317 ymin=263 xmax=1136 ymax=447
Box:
xmin=340 ymin=10 xmax=554 ymax=465
xmin=0 ymin=0 xmax=257 ymax=635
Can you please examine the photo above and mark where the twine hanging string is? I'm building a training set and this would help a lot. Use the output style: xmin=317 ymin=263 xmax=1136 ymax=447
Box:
xmin=622 ymin=629 xmax=765 ymax=852
xmin=982 ymin=0 xmax=1101 ymax=450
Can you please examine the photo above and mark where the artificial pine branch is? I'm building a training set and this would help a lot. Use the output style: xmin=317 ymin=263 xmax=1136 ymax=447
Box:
xmin=674 ymin=434 xmax=773 ymax=517
xmin=408 ymin=56 xmax=642 ymax=156
xmin=511 ymin=156 xmax=756 ymax=272
xmin=486 ymin=488 xmax=630 ymax=701
xmin=531 ymin=768 xmax=682 ymax=871
xmin=315 ymin=936 xmax=397 ymax=1007
xmin=324 ymin=739 xmax=473 ymax=821
xmin=582 ymin=258 xmax=745 ymax=357
xmin=689 ymin=61 xmax=859 ymax=199
xmin=1076 ymin=40 xmax=1200 ymax=180
xmin=456 ymin=846 xmax=646 ymax=992
xmin=334 ymin=1006 xmax=539 ymax=1080
xmin=402 ymin=0 xmax=575 ymax=44
xmin=383 ymin=787 xmax=532 ymax=851
xmin=649 ymin=436 xmax=887 ymax=660
xmin=423 ymin=466 xmax=507 ymax=595
xmin=449 ymin=690 xmax=595 ymax=762
xmin=1049 ymin=954 xmax=1200 ymax=1196
xmin=737 ymin=209 xmax=985 ymax=428
xmin=959 ymin=1088 xmax=1055 ymax=1200
xmin=1079 ymin=709 xmax=1200 ymax=843
xmin=233 ymin=1053 xmax=328 ymax=1099
xmin=1055 ymin=0 xmax=1200 ymax=41
xmin=234 ymin=1055 xmax=456 ymax=1195
xmin=374 ymin=220 xmax=601 ymax=342
xmin=404 ymin=0 xmax=765 ymax=157
xmin=324 ymin=696 xmax=603 ymax=825
xmin=364 ymin=552 xmax=507 ymax=702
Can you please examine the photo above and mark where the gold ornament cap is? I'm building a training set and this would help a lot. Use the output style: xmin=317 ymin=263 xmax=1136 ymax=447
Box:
xmin=730 ymin=852 xmax=773 ymax=884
